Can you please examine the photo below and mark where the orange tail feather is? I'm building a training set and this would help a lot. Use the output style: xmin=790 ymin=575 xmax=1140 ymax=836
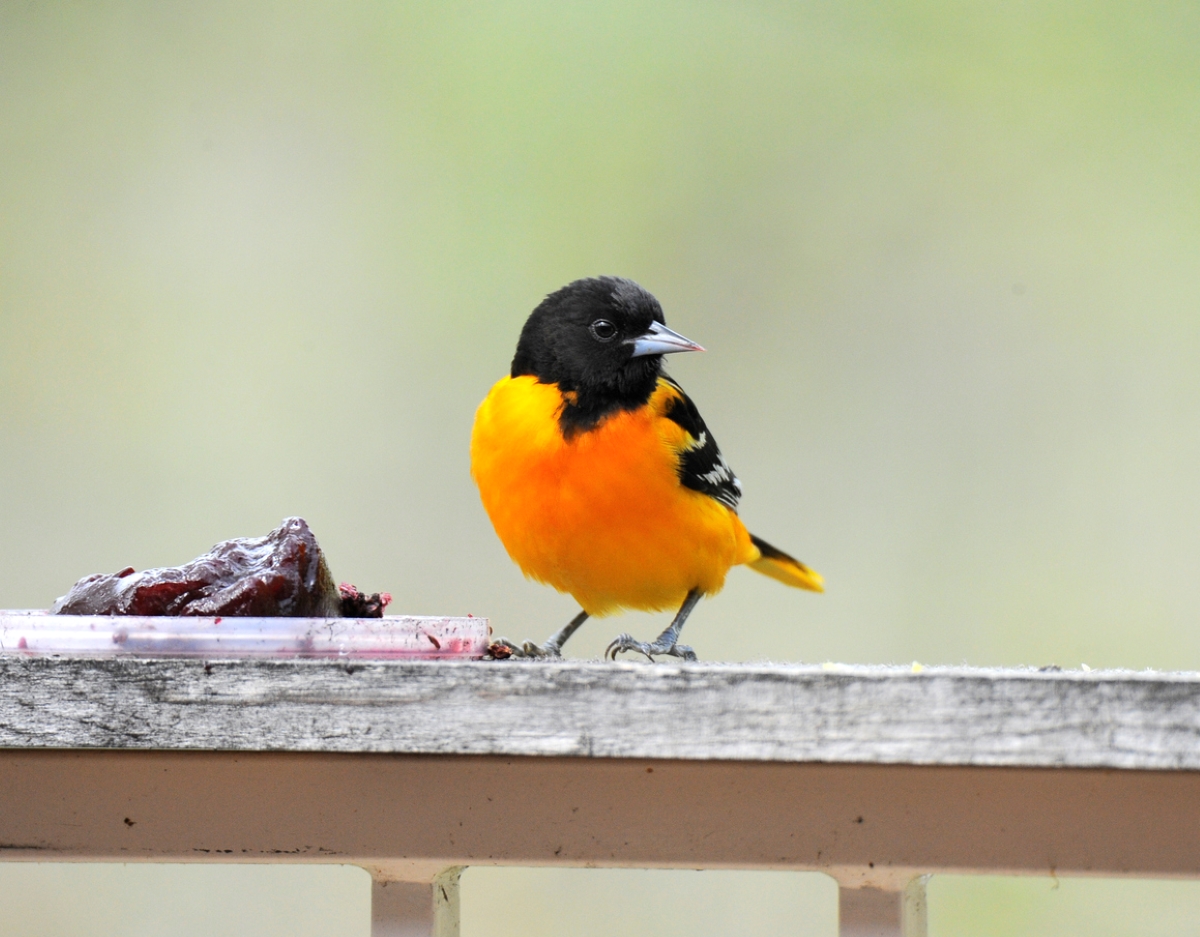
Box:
xmin=748 ymin=534 xmax=824 ymax=592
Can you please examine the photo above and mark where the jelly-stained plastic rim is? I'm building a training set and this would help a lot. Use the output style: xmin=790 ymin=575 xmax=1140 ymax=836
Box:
xmin=0 ymin=611 xmax=489 ymax=659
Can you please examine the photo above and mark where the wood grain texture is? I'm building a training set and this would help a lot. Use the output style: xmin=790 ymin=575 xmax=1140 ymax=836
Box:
xmin=1 ymin=657 xmax=1198 ymax=769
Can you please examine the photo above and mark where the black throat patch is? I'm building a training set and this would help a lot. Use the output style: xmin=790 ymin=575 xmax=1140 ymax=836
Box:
xmin=556 ymin=370 xmax=660 ymax=439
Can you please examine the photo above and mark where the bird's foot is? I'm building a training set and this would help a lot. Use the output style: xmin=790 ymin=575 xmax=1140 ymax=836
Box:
xmin=605 ymin=633 xmax=698 ymax=662
xmin=487 ymin=610 xmax=590 ymax=660
xmin=487 ymin=638 xmax=563 ymax=660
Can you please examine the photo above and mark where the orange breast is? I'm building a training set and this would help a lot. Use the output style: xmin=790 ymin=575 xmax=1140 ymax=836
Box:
xmin=470 ymin=375 xmax=755 ymax=616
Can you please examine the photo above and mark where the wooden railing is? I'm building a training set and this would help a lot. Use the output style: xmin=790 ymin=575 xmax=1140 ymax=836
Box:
xmin=2 ymin=657 xmax=1198 ymax=936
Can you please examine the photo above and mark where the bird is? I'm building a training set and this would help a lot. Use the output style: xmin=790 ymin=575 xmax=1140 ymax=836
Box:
xmin=470 ymin=276 xmax=822 ymax=661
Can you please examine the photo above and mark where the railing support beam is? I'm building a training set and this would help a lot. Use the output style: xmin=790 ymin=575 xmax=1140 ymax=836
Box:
xmin=838 ymin=877 xmax=928 ymax=937
xmin=370 ymin=868 xmax=463 ymax=937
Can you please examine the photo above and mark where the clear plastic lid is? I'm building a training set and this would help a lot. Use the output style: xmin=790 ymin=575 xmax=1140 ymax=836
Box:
xmin=0 ymin=611 xmax=489 ymax=659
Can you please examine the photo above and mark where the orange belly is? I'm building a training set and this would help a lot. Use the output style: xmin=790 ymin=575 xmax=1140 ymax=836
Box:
xmin=470 ymin=375 xmax=756 ymax=616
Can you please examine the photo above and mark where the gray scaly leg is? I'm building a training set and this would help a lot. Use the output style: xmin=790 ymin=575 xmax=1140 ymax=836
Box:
xmin=606 ymin=590 xmax=702 ymax=662
xmin=490 ymin=609 xmax=589 ymax=659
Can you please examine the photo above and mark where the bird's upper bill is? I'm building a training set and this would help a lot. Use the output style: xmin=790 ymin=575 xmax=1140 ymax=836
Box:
xmin=628 ymin=321 xmax=705 ymax=358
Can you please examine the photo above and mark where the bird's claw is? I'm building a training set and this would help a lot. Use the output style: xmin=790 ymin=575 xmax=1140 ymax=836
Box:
xmin=487 ymin=638 xmax=562 ymax=660
xmin=605 ymin=633 xmax=698 ymax=662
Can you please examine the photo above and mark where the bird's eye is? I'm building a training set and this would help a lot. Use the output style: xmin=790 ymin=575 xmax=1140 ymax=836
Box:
xmin=589 ymin=319 xmax=618 ymax=342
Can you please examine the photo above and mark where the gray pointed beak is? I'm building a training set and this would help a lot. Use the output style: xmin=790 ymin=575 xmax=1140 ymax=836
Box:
xmin=628 ymin=320 xmax=706 ymax=357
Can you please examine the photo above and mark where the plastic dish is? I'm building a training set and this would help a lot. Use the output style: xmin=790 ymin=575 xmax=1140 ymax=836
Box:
xmin=0 ymin=610 xmax=489 ymax=659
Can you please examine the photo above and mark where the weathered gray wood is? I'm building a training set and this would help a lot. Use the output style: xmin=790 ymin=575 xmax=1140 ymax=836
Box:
xmin=2 ymin=657 xmax=1199 ymax=769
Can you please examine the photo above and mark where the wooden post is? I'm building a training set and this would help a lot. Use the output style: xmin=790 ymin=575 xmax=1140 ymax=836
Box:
xmin=371 ymin=868 xmax=462 ymax=937
xmin=839 ymin=878 xmax=927 ymax=937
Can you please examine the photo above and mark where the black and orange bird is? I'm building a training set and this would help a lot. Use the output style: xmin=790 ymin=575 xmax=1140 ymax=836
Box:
xmin=471 ymin=277 xmax=822 ymax=661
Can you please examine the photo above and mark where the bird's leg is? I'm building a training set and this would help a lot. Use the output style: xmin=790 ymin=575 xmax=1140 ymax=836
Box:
xmin=606 ymin=590 xmax=702 ymax=662
xmin=490 ymin=609 xmax=589 ymax=659
xmin=528 ymin=609 xmax=590 ymax=656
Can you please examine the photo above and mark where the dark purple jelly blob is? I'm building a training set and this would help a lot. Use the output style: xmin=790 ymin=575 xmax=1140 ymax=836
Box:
xmin=53 ymin=517 xmax=388 ymax=618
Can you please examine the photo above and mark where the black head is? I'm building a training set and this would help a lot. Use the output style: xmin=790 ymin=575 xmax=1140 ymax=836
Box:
xmin=511 ymin=277 xmax=703 ymax=435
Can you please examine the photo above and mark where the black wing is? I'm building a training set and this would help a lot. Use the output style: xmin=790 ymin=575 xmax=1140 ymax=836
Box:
xmin=661 ymin=377 xmax=743 ymax=512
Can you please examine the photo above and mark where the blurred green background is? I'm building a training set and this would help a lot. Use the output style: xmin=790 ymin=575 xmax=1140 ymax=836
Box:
xmin=2 ymin=1 xmax=1199 ymax=934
